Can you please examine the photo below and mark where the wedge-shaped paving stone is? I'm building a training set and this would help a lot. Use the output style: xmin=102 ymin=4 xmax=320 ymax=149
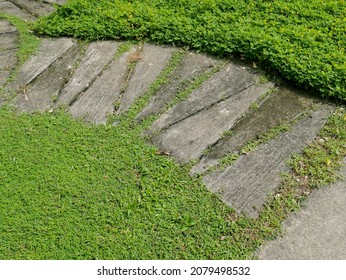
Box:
xmin=257 ymin=160 xmax=346 ymax=260
xmin=191 ymin=87 xmax=318 ymax=174
xmin=0 ymin=1 xmax=36 ymax=21
xmin=58 ymin=41 xmax=120 ymax=106
xmin=136 ymin=52 xmax=219 ymax=122
xmin=117 ymin=44 xmax=174 ymax=114
xmin=149 ymin=62 xmax=261 ymax=134
xmin=6 ymin=38 xmax=75 ymax=92
xmin=69 ymin=48 xmax=134 ymax=124
xmin=8 ymin=0 xmax=54 ymax=17
xmin=203 ymin=104 xmax=334 ymax=218
xmin=152 ymin=83 xmax=272 ymax=163
xmin=13 ymin=44 xmax=82 ymax=112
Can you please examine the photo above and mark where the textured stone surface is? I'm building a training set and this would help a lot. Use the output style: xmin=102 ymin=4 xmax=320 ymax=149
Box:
xmin=58 ymin=41 xmax=120 ymax=106
xmin=0 ymin=1 xmax=36 ymax=21
xmin=149 ymin=62 xmax=261 ymax=134
xmin=136 ymin=51 xmax=219 ymax=122
xmin=8 ymin=0 xmax=54 ymax=17
xmin=117 ymin=44 xmax=174 ymax=114
xmin=191 ymin=87 xmax=318 ymax=174
xmin=6 ymin=38 xmax=75 ymax=92
xmin=257 ymin=159 xmax=346 ymax=260
xmin=69 ymin=48 xmax=133 ymax=124
xmin=203 ymin=104 xmax=334 ymax=218
xmin=43 ymin=0 xmax=66 ymax=5
xmin=13 ymin=44 xmax=82 ymax=113
xmin=152 ymin=83 xmax=273 ymax=163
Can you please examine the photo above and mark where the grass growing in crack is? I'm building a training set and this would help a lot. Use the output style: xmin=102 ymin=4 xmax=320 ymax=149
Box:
xmin=0 ymin=13 xmax=40 ymax=83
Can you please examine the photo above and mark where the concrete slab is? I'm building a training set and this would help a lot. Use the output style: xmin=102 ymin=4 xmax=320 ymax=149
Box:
xmin=0 ymin=32 xmax=18 ymax=50
xmin=13 ymin=44 xmax=82 ymax=113
xmin=0 ymin=19 xmax=16 ymax=34
xmin=117 ymin=44 xmax=174 ymax=114
xmin=6 ymin=38 xmax=75 ymax=92
xmin=191 ymin=87 xmax=317 ymax=174
xmin=152 ymin=83 xmax=272 ymax=163
xmin=43 ymin=0 xmax=66 ymax=5
xmin=257 ymin=160 xmax=346 ymax=260
xmin=8 ymin=0 xmax=54 ymax=17
xmin=0 ymin=1 xmax=36 ymax=21
xmin=203 ymin=104 xmax=334 ymax=218
xmin=149 ymin=62 xmax=261 ymax=134
xmin=136 ymin=51 xmax=219 ymax=122
xmin=58 ymin=41 xmax=120 ymax=106
xmin=69 ymin=48 xmax=134 ymax=124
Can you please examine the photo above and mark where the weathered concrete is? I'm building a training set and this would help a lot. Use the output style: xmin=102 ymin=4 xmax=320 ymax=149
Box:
xmin=69 ymin=48 xmax=134 ymax=124
xmin=0 ymin=20 xmax=17 ymax=87
xmin=136 ymin=51 xmax=219 ymax=122
xmin=0 ymin=32 xmax=18 ymax=50
xmin=0 ymin=19 xmax=16 ymax=34
xmin=58 ymin=41 xmax=120 ymax=106
xmin=149 ymin=62 xmax=262 ymax=134
xmin=117 ymin=44 xmax=174 ymax=114
xmin=203 ymin=104 xmax=334 ymax=218
xmin=6 ymin=38 xmax=75 ymax=92
xmin=152 ymin=83 xmax=273 ymax=163
xmin=43 ymin=0 xmax=66 ymax=5
xmin=257 ymin=159 xmax=346 ymax=259
xmin=0 ymin=1 xmax=36 ymax=21
xmin=191 ymin=87 xmax=318 ymax=174
xmin=13 ymin=44 xmax=82 ymax=113
xmin=8 ymin=0 xmax=54 ymax=17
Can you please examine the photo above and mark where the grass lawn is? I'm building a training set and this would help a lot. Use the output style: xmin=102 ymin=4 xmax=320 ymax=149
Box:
xmin=0 ymin=0 xmax=345 ymax=260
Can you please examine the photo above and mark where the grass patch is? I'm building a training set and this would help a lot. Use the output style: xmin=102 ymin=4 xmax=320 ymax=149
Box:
xmin=1 ymin=105 xmax=344 ymax=260
xmin=34 ymin=0 xmax=346 ymax=100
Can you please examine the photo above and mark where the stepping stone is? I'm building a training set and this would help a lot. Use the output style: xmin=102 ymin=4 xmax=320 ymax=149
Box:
xmin=13 ymin=43 xmax=82 ymax=113
xmin=117 ymin=44 xmax=174 ymax=114
xmin=203 ymin=104 xmax=334 ymax=218
xmin=0 ymin=1 xmax=36 ymax=21
xmin=257 ymin=159 xmax=346 ymax=260
xmin=69 ymin=47 xmax=135 ymax=124
xmin=152 ymin=82 xmax=273 ymax=163
xmin=148 ymin=62 xmax=262 ymax=134
xmin=0 ymin=20 xmax=18 ymax=88
xmin=43 ymin=0 xmax=66 ymax=5
xmin=6 ymin=38 xmax=75 ymax=92
xmin=8 ymin=0 xmax=54 ymax=17
xmin=0 ymin=19 xmax=16 ymax=34
xmin=58 ymin=41 xmax=120 ymax=106
xmin=191 ymin=87 xmax=317 ymax=174
xmin=136 ymin=51 xmax=219 ymax=122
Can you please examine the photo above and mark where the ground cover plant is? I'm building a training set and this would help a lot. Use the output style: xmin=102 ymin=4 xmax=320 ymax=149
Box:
xmin=1 ymin=2 xmax=345 ymax=260
xmin=0 ymin=105 xmax=345 ymax=259
xmin=34 ymin=0 xmax=346 ymax=100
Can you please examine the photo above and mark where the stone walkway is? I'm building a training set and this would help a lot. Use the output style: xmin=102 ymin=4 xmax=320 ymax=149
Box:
xmin=1 ymin=0 xmax=345 ymax=259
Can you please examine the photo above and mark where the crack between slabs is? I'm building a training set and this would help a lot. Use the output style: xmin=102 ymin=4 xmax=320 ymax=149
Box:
xmin=66 ymin=44 xmax=128 ymax=108
xmin=7 ymin=0 xmax=39 ymax=18
xmin=158 ymin=81 xmax=256 ymax=134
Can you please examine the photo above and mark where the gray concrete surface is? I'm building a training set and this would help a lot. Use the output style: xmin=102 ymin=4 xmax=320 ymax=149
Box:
xmin=257 ymin=159 xmax=346 ymax=259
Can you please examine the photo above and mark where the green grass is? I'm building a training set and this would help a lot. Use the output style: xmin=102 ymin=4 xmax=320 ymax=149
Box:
xmin=0 ymin=104 xmax=344 ymax=259
xmin=1 ymin=2 xmax=345 ymax=260
xmin=34 ymin=0 xmax=346 ymax=100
